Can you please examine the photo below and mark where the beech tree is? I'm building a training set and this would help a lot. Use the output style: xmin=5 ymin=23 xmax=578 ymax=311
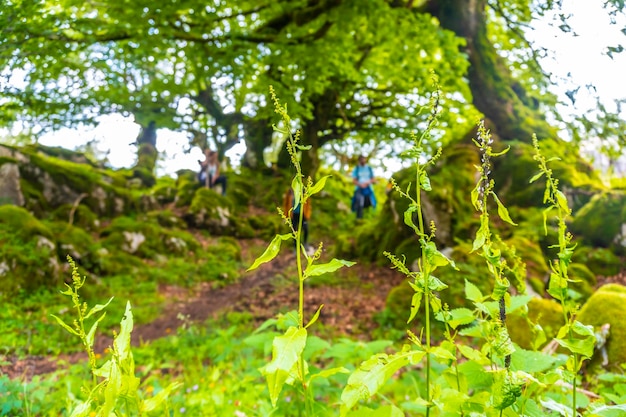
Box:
xmin=1 ymin=0 xmax=625 ymax=176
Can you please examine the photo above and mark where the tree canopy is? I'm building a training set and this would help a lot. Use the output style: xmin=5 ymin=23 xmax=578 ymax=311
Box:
xmin=1 ymin=0 xmax=625 ymax=175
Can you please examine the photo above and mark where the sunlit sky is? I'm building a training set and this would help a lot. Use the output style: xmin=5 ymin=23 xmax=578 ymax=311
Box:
xmin=32 ymin=1 xmax=626 ymax=177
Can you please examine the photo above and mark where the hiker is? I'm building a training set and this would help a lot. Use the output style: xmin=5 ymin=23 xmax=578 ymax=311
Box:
xmin=283 ymin=187 xmax=312 ymax=253
xmin=351 ymin=154 xmax=377 ymax=219
xmin=198 ymin=149 xmax=227 ymax=195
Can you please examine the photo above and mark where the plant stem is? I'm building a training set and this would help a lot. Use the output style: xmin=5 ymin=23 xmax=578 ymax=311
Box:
xmin=416 ymin=166 xmax=432 ymax=416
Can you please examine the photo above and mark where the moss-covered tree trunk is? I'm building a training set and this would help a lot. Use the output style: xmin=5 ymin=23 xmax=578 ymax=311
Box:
xmin=242 ymin=117 xmax=274 ymax=169
xmin=133 ymin=121 xmax=158 ymax=187
xmin=425 ymin=0 xmax=556 ymax=143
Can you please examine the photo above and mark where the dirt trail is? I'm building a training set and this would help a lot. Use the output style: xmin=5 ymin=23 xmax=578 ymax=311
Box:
xmin=1 ymin=249 xmax=405 ymax=380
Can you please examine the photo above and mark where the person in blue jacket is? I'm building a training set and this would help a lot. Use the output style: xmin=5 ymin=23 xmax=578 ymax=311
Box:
xmin=351 ymin=155 xmax=376 ymax=219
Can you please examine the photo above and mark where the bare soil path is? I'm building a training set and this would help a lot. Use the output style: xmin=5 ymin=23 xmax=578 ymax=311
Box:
xmin=1 ymin=243 xmax=406 ymax=380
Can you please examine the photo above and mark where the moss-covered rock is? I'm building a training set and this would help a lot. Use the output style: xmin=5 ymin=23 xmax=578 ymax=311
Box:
xmin=185 ymin=188 xmax=234 ymax=234
xmin=578 ymin=284 xmax=626 ymax=366
xmin=151 ymin=176 xmax=178 ymax=205
xmin=507 ymin=297 xmax=564 ymax=350
xmin=573 ymin=246 xmax=623 ymax=277
xmin=571 ymin=191 xmax=626 ymax=254
xmin=101 ymin=216 xmax=199 ymax=259
xmin=0 ymin=148 xmax=24 ymax=206
xmin=493 ymin=139 xmax=603 ymax=212
xmin=174 ymin=170 xmax=200 ymax=207
xmin=46 ymin=222 xmax=100 ymax=271
xmin=566 ymin=263 xmax=596 ymax=301
xmin=0 ymin=206 xmax=61 ymax=294
xmin=11 ymin=146 xmax=143 ymax=218
xmin=51 ymin=203 xmax=101 ymax=231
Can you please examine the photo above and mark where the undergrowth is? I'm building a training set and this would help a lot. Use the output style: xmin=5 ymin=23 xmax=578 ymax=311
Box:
xmin=2 ymin=85 xmax=626 ymax=416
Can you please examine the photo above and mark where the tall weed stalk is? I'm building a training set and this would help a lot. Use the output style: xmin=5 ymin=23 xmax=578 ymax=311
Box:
xmin=531 ymin=135 xmax=596 ymax=417
xmin=340 ymin=78 xmax=459 ymax=416
xmin=52 ymin=256 xmax=180 ymax=416
xmin=247 ymin=87 xmax=355 ymax=415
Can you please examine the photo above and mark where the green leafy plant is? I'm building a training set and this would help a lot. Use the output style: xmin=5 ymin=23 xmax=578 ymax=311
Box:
xmin=52 ymin=256 xmax=180 ymax=416
xmin=340 ymin=77 xmax=460 ymax=416
xmin=530 ymin=136 xmax=596 ymax=417
xmin=247 ymin=87 xmax=355 ymax=415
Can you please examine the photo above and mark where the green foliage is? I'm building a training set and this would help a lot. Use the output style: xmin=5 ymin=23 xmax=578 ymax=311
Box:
xmin=247 ymin=89 xmax=356 ymax=414
xmin=0 ymin=205 xmax=61 ymax=294
xmin=578 ymin=284 xmax=626 ymax=365
xmin=571 ymin=192 xmax=626 ymax=254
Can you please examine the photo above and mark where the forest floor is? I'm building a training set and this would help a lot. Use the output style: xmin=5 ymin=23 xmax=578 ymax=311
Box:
xmin=1 ymin=237 xmax=407 ymax=380
xmin=3 ymin=234 xmax=626 ymax=381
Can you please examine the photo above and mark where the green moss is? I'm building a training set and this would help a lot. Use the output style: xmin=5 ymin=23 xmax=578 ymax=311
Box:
xmin=151 ymin=176 xmax=178 ymax=204
xmin=0 ymin=206 xmax=60 ymax=294
xmin=578 ymin=284 xmax=626 ymax=366
xmin=507 ymin=297 xmax=564 ymax=350
xmin=50 ymin=204 xmax=100 ymax=231
xmin=187 ymin=188 xmax=234 ymax=233
xmin=45 ymin=222 xmax=103 ymax=272
xmin=101 ymin=215 xmax=199 ymax=259
xmin=0 ymin=205 xmax=53 ymax=239
xmin=493 ymin=139 xmax=602 ymax=212
xmin=573 ymin=247 xmax=622 ymax=277
xmin=571 ymin=192 xmax=626 ymax=251
xmin=175 ymin=170 xmax=200 ymax=207
xmin=567 ymin=263 xmax=596 ymax=301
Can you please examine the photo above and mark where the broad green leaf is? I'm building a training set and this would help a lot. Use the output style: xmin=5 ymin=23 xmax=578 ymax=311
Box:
xmin=247 ymin=234 xmax=292 ymax=271
xmin=438 ymin=387 xmax=469 ymax=413
xmin=403 ymin=204 xmax=421 ymax=235
xmin=457 ymin=344 xmax=489 ymax=365
xmin=340 ymin=348 xmax=426 ymax=415
xmin=587 ymin=403 xmax=626 ymax=416
xmin=470 ymin=182 xmax=481 ymax=211
xmin=308 ymin=175 xmax=331 ymax=196
xmin=471 ymin=219 xmax=489 ymax=252
xmin=84 ymin=296 xmax=114 ymax=320
xmin=114 ymin=301 xmax=133 ymax=360
xmin=308 ymin=366 xmax=349 ymax=383
xmin=490 ymin=192 xmax=517 ymax=225
xmin=529 ymin=171 xmax=544 ymax=183
xmin=260 ymin=326 xmax=307 ymax=406
xmin=423 ymin=240 xmax=456 ymax=270
xmin=50 ymin=314 xmax=79 ymax=336
xmin=465 ymin=280 xmax=484 ymax=302
xmin=540 ymin=398 xmax=573 ymax=415
xmin=305 ymin=304 xmax=324 ymax=329
xmin=86 ymin=312 xmax=107 ymax=348
xmin=304 ymin=258 xmax=356 ymax=279
xmin=291 ymin=176 xmax=302 ymax=210
xmin=429 ymin=294 xmax=442 ymax=313
xmin=427 ymin=275 xmax=448 ymax=291
xmin=419 ymin=170 xmax=431 ymax=191
xmin=69 ymin=399 xmax=92 ymax=417
xmin=547 ymin=272 xmax=567 ymax=301
xmin=555 ymin=190 xmax=570 ymax=213
xmin=141 ymin=381 xmax=182 ymax=412
xmin=407 ymin=292 xmax=421 ymax=324
xmin=510 ymin=348 xmax=557 ymax=373
xmin=442 ymin=308 xmax=475 ymax=329
xmin=555 ymin=320 xmax=596 ymax=358
xmin=430 ymin=345 xmax=456 ymax=361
